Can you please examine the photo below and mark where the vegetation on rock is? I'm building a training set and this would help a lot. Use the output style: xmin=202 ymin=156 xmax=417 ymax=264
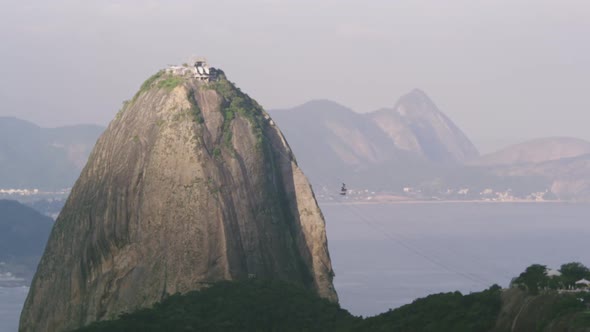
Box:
xmin=208 ymin=72 xmax=267 ymax=150
xmin=131 ymin=70 xmax=185 ymax=103
xmin=74 ymin=279 xmax=357 ymax=332
xmin=357 ymin=285 xmax=502 ymax=332
xmin=136 ymin=70 xmax=164 ymax=97
xmin=73 ymin=264 xmax=590 ymax=332
xmin=75 ymin=280 xmax=503 ymax=332
xmin=512 ymin=262 xmax=590 ymax=294
xmin=142 ymin=70 xmax=164 ymax=88
xmin=157 ymin=75 xmax=184 ymax=91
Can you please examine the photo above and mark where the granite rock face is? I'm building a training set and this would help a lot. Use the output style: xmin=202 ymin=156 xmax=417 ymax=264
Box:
xmin=20 ymin=71 xmax=337 ymax=332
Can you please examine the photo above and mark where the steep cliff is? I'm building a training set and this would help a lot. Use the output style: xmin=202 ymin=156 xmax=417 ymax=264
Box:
xmin=20 ymin=70 xmax=337 ymax=332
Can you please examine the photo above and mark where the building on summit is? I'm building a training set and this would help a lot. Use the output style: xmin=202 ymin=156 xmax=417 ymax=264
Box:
xmin=166 ymin=57 xmax=217 ymax=81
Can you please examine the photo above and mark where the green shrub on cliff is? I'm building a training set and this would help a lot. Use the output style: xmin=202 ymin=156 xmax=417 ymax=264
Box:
xmin=208 ymin=74 xmax=267 ymax=150
xmin=157 ymin=75 xmax=184 ymax=91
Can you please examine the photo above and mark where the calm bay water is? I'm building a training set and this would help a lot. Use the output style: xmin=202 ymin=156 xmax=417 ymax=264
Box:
xmin=0 ymin=287 xmax=27 ymax=332
xmin=322 ymin=202 xmax=590 ymax=317
xmin=1 ymin=202 xmax=589 ymax=330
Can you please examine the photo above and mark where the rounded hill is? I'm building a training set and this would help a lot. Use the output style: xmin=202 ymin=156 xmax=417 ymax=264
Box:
xmin=20 ymin=66 xmax=337 ymax=332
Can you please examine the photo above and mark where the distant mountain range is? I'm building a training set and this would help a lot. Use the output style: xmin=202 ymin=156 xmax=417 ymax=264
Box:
xmin=270 ymin=90 xmax=590 ymax=201
xmin=465 ymin=137 xmax=590 ymax=201
xmin=369 ymin=89 xmax=479 ymax=163
xmin=270 ymin=90 xmax=478 ymax=169
xmin=473 ymin=137 xmax=590 ymax=166
xmin=0 ymin=117 xmax=104 ymax=190
xmin=2 ymin=90 xmax=590 ymax=201
xmin=269 ymin=90 xmax=480 ymax=191
xmin=480 ymin=151 xmax=590 ymax=201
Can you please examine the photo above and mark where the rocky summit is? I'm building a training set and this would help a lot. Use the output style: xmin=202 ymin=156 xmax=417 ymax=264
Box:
xmin=20 ymin=65 xmax=338 ymax=332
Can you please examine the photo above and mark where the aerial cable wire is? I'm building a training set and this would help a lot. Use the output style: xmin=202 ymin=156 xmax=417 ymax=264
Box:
xmin=327 ymin=193 xmax=492 ymax=287
xmin=344 ymin=197 xmax=516 ymax=282
xmin=257 ymin=119 xmax=498 ymax=288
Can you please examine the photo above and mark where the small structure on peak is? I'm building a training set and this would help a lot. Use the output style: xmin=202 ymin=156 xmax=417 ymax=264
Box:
xmin=166 ymin=57 xmax=218 ymax=82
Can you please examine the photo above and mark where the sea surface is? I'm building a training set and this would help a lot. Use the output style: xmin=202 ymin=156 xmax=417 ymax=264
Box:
xmin=0 ymin=287 xmax=27 ymax=332
xmin=322 ymin=202 xmax=590 ymax=317
xmin=1 ymin=202 xmax=589 ymax=330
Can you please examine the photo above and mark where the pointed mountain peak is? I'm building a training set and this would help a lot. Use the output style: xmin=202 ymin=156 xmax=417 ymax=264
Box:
xmin=394 ymin=88 xmax=439 ymax=117
xmin=407 ymin=88 xmax=429 ymax=99
xmin=368 ymin=89 xmax=479 ymax=163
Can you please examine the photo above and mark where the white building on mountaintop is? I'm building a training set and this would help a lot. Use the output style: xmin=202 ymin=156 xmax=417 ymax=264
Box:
xmin=166 ymin=57 xmax=217 ymax=81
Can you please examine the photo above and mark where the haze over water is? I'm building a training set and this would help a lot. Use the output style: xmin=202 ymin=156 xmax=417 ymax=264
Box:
xmin=0 ymin=287 xmax=27 ymax=332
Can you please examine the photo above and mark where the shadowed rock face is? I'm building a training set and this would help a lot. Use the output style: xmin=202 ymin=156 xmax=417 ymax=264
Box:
xmin=19 ymin=71 xmax=337 ymax=332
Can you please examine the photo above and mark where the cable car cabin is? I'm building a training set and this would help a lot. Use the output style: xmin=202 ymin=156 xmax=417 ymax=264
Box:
xmin=340 ymin=183 xmax=347 ymax=196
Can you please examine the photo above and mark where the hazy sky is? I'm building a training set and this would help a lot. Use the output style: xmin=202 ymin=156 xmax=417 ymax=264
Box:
xmin=1 ymin=0 xmax=589 ymax=152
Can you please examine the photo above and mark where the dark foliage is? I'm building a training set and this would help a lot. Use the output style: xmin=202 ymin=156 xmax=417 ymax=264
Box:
xmin=540 ymin=293 xmax=587 ymax=328
xmin=513 ymin=264 xmax=548 ymax=294
xmin=511 ymin=262 xmax=590 ymax=293
xmin=74 ymin=279 xmax=358 ymax=332
xmin=71 ymin=276 xmax=590 ymax=332
xmin=74 ymin=281 xmax=507 ymax=332
xmin=354 ymin=285 xmax=503 ymax=332
xmin=560 ymin=262 xmax=590 ymax=289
